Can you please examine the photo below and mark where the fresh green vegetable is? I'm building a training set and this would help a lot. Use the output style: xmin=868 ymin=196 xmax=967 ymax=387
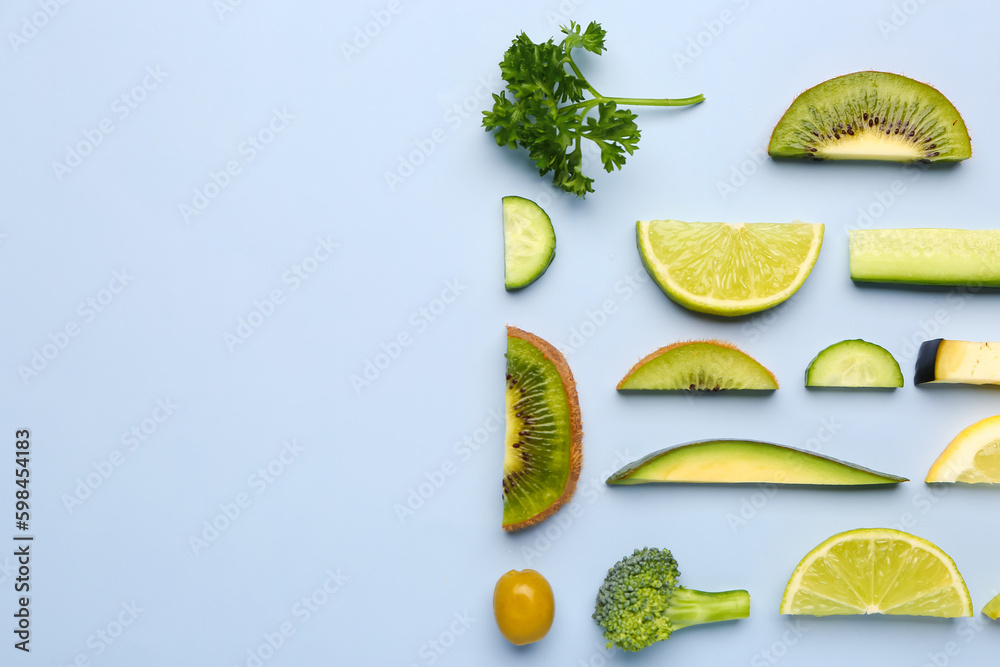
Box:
xmin=593 ymin=547 xmax=749 ymax=652
xmin=805 ymin=339 xmax=903 ymax=388
xmin=850 ymin=229 xmax=1000 ymax=286
xmin=502 ymin=196 xmax=555 ymax=290
xmin=483 ymin=21 xmax=704 ymax=198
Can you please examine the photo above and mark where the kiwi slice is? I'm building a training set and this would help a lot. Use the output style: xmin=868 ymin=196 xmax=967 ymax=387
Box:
xmin=768 ymin=71 xmax=971 ymax=163
xmin=617 ymin=340 xmax=778 ymax=391
xmin=503 ymin=326 xmax=582 ymax=532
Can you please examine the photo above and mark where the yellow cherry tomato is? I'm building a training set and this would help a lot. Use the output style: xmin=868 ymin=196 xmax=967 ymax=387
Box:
xmin=492 ymin=569 xmax=554 ymax=645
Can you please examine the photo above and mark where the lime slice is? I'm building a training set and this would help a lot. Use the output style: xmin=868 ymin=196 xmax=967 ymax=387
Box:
xmin=984 ymin=592 xmax=1000 ymax=620
xmin=781 ymin=528 xmax=973 ymax=617
xmin=637 ymin=220 xmax=823 ymax=316
xmin=926 ymin=415 xmax=1000 ymax=483
xmin=503 ymin=196 xmax=555 ymax=290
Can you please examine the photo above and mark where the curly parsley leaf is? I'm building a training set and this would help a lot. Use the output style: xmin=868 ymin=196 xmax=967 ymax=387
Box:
xmin=483 ymin=21 xmax=703 ymax=198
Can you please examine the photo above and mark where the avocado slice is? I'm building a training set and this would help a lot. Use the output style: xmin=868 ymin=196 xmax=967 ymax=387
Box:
xmin=916 ymin=339 xmax=1000 ymax=386
xmin=607 ymin=440 xmax=907 ymax=486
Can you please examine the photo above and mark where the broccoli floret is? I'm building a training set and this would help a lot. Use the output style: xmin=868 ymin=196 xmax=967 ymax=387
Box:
xmin=593 ymin=547 xmax=750 ymax=652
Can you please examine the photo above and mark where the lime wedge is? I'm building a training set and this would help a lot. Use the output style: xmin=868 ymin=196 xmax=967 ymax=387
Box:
xmin=781 ymin=528 xmax=973 ymax=617
xmin=984 ymin=592 xmax=1000 ymax=620
xmin=637 ymin=220 xmax=823 ymax=316
xmin=926 ymin=415 xmax=1000 ymax=484
xmin=503 ymin=196 xmax=555 ymax=290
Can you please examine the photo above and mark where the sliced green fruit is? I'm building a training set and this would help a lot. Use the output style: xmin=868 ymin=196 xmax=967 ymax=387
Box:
xmin=916 ymin=339 xmax=1000 ymax=386
xmin=984 ymin=593 xmax=1000 ymax=620
xmin=926 ymin=415 xmax=1000 ymax=484
xmin=606 ymin=440 xmax=907 ymax=486
xmin=768 ymin=71 xmax=972 ymax=162
xmin=503 ymin=326 xmax=582 ymax=531
xmin=503 ymin=196 xmax=555 ymax=290
xmin=637 ymin=220 xmax=823 ymax=316
xmin=850 ymin=229 xmax=1000 ymax=286
xmin=617 ymin=340 xmax=777 ymax=391
xmin=781 ymin=528 xmax=973 ymax=617
xmin=805 ymin=339 xmax=903 ymax=388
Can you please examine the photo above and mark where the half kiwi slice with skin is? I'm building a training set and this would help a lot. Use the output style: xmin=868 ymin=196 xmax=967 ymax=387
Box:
xmin=768 ymin=71 xmax=971 ymax=163
xmin=618 ymin=340 xmax=778 ymax=391
xmin=503 ymin=326 xmax=582 ymax=532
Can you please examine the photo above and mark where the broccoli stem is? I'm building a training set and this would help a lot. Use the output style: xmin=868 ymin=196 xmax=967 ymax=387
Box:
xmin=667 ymin=588 xmax=751 ymax=631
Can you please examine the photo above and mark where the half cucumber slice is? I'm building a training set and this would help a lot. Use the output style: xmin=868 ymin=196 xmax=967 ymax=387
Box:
xmin=503 ymin=196 xmax=555 ymax=290
xmin=805 ymin=339 xmax=903 ymax=388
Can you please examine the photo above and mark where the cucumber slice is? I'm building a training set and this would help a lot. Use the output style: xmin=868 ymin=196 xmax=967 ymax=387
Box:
xmin=805 ymin=339 xmax=903 ymax=388
xmin=850 ymin=229 xmax=1000 ymax=286
xmin=503 ymin=196 xmax=555 ymax=290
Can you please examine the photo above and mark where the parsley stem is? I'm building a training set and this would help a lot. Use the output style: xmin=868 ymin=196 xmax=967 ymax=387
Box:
xmin=604 ymin=94 xmax=705 ymax=107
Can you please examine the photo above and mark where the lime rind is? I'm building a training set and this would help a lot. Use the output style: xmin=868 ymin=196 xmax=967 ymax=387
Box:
xmin=805 ymin=339 xmax=903 ymax=388
xmin=780 ymin=528 xmax=973 ymax=618
xmin=926 ymin=415 xmax=1000 ymax=484
xmin=637 ymin=220 xmax=823 ymax=317
xmin=503 ymin=196 xmax=555 ymax=290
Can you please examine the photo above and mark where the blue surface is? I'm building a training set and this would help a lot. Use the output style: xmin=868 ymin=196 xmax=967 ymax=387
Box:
xmin=4 ymin=0 xmax=1000 ymax=664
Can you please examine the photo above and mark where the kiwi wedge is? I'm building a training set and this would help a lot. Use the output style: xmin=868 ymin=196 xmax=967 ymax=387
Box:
xmin=503 ymin=326 xmax=582 ymax=532
xmin=618 ymin=340 xmax=778 ymax=391
xmin=768 ymin=71 xmax=971 ymax=163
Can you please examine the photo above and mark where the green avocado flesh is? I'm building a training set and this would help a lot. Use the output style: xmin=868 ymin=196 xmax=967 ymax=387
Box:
xmin=850 ymin=229 xmax=1000 ymax=286
xmin=806 ymin=339 xmax=903 ymax=388
xmin=768 ymin=71 xmax=971 ymax=163
xmin=606 ymin=440 xmax=907 ymax=486
xmin=503 ymin=335 xmax=574 ymax=529
xmin=618 ymin=342 xmax=777 ymax=391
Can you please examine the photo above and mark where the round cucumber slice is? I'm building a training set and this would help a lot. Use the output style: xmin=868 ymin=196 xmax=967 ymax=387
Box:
xmin=805 ymin=339 xmax=903 ymax=388
xmin=503 ymin=196 xmax=555 ymax=290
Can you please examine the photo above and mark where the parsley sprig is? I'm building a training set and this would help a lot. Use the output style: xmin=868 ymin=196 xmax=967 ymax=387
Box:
xmin=483 ymin=21 xmax=703 ymax=198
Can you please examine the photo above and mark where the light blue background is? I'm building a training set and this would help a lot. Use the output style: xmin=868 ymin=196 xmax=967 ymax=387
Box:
xmin=4 ymin=0 xmax=1000 ymax=665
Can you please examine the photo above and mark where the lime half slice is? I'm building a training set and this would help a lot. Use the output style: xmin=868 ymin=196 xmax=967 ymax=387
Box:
xmin=781 ymin=528 xmax=972 ymax=617
xmin=637 ymin=220 xmax=823 ymax=316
